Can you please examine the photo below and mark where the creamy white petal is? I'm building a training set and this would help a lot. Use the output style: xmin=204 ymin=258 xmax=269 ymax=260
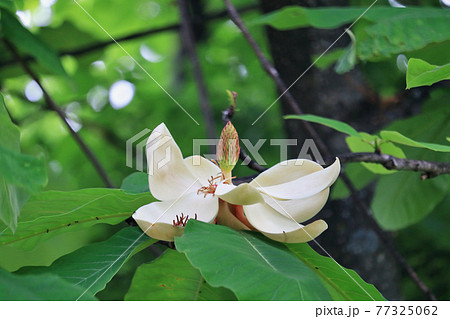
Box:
xmin=216 ymin=182 xmax=264 ymax=205
xmin=261 ymin=188 xmax=329 ymax=223
xmin=252 ymin=158 xmax=340 ymax=200
xmin=251 ymin=159 xmax=323 ymax=187
xmin=132 ymin=191 xmax=219 ymax=241
xmin=183 ymin=155 xmax=221 ymax=186
xmin=146 ymin=123 xmax=200 ymax=201
xmin=243 ymin=202 xmax=328 ymax=243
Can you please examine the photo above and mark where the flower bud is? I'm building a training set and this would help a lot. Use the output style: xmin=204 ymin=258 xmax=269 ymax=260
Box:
xmin=217 ymin=121 xmax=240 ymax=174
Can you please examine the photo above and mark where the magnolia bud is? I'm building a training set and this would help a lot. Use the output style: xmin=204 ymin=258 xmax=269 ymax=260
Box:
xmin=217 ymin=121 xmax=240 ymax=174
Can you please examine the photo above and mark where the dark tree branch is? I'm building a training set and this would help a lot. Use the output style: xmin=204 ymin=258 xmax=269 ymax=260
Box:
xmin=178 ymin=0 xmax=216 ymax=144
xmin=222 ymin=0 xmax=436 ymax=300
xmin=0 ymin=5 xmax=258 ymax=69
xmin=4 ymin=40 xmax=115 ymax=188
xmin=336 ymin=152 xmax=450 ymax=178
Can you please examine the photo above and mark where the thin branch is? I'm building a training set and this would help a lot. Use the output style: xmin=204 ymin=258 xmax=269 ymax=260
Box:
xmin=336 ymin=152 xmax=450 ymax=178
xmin=4 ymin=40 xmax=115 ymax=188
xmin=0 ymin=5 xmax=258 ymax=69
xmin=223 ymin=0 xmax=436 ymax=300
xmin=178 ymin=0 xmax=216 ymax=143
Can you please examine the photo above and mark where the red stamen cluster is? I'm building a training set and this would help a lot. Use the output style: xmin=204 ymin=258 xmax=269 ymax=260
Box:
xmin=172 ymin=213 xmax=198 ymax=227
xmin=197 ymin=174 xmax=223 ymax=198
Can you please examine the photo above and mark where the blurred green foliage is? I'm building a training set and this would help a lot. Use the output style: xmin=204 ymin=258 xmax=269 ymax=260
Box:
xmin=0 ymin=0 xmax=449 ymax=301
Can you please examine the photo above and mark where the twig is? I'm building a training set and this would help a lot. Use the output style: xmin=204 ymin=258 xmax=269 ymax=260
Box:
xmin=0 ymin=5 xmax=257 ymax=69
xmin=223 ymin=0 xmax=436 ymax=300
xmin=4 ymin=40 xmax=115 ymax=188
xmin=336 ymin=152 xmax=450 ymax=178
xmin=178 ymin=0 xmax=216 ymax=144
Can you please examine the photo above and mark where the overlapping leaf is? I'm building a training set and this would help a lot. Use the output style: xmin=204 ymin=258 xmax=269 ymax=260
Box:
xmin=18 ymin=227 xmax=155 ymax=297
xmin=285 ymin=243 xmax=385 ymax=300
xmin=406 ymin=58 xmax=450 ymax=89
xmin=0 ymin=188 xmax=152 ymax=248
xmin=0 ymin=267 xmax=97 ymax=300
xmin=126 ymin=249 xmax=236 ymax=301
xmin=176 ymin=220 xmax=331 ymax=300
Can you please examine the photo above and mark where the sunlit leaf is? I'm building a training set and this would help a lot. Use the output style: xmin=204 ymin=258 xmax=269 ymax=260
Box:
xmin=125 ymin=249 xmax=236 ymax=301
xmin=406 ymin=58 xmax=450 ymax=89
xmin=176 ymin=220 xmax=331 ymax=300
xmin=0 ymin=188 xmax=152 ymax=249
xmin=380 ymin=130 xmax=450 ymax=152
xmin=18 ymin=227 xmax=155 ymax=297
xmin=0 ymin=9 xmax=66 ymax=76
xmin=284 ymin=114 xmax=360 ymax=137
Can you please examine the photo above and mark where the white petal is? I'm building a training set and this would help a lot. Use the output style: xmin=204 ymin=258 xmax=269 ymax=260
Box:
xmin=147 ymin=123 xmax=200 ymax=200
xmin=243 ymin=202 xmax=328 ymax=243
xmin=262 ymin=220 xmax=328 ymax=243
xmin=251 ymin=158 xmax=323 ymax=187
xmin=252 ymin=158 xmax=340 ymax=200
xmin=132 ymin=192 xmax=218 ymax=241
xmin=261 ymin=188 xmax=329 ymax=223
xmin=183 ymin=155 xmax=221 ymax=186
xmin=216 ymin=182 xmax=264 ymax=205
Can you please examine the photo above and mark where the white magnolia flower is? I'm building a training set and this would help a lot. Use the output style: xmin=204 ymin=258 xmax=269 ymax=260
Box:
xmin=133 ymin=122 xmax=340 ymax=243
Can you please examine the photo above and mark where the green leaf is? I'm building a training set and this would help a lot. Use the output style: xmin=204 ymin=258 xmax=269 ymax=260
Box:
xmin=284 ymin=114 xmax=360 ymax=137
xmin=254 ymin=6 xmax=450 ymax=63
xmin=372 ymin=93 xmax=450 ymax=230
xmin=0 ymin=9 xmax=66 ymax=76
xmin=0 ymin=188 xmax=152 ymax=248
xmin=313 ymin=48 xmax=346 ymax=70
xmin=345 ymin=135 xmax=406 ymax=175
xmin=372 ymin=172 xmax=448 ymax=230
xmin=0 ymin=267 xmax=97 ymax=300
xmin=406 ymin=58 xmax=450 ymax=89
xmin=125 ymin=249 xmax=236 ymax=301
xmin=0 ymin=145 xmax=47 ymax=193
xmin=285 ymin=243 xmax=385 ymax=301
xmin=176 ymin=220 xmax=331 ymax=301
xmin=335 ymin=30 xmax=356 ymax=74
xmin=121 ymin=172 xmax=149 ymax=194
xmin=18 ymin=227 xmax=155 ymax=297
xmin=380 ymin=130 xmax=450 ymax=152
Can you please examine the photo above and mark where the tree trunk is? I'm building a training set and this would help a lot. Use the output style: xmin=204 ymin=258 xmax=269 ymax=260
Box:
xmin=259 ymin=0 xmax=402 ymax=300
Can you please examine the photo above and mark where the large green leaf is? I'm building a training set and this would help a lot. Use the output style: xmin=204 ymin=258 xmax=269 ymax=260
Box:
xmin=406 ymin=58 xmax=450 ymax=89
xmin=372 ymin=172 xmax=448 ymax=230
xmin=254 ymin=6 xmax=450 ymax=67
xmin=380 ymin=130 xmax=450 ymax=152
xmin=0 ymin=9 xmax=66 ymax=76
xmin=125 ymin=249 xmax=236 ymax=301
xmin=284 ymin=114 xmax=361 ymax=137
xmin=372 ymin=92 xmax=450 ymax=230
xmin=18 ymin=227 xmax=155 ymax=298
xmin=285 ymin=243 xmax=385 ymax=301
xmin=0 ymin=188 xmax=152 ymax=248
xmin=176 ymin=220 xmax=331 ymax=301
xmin=0 ymin=267 xmax=97 ymax=300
